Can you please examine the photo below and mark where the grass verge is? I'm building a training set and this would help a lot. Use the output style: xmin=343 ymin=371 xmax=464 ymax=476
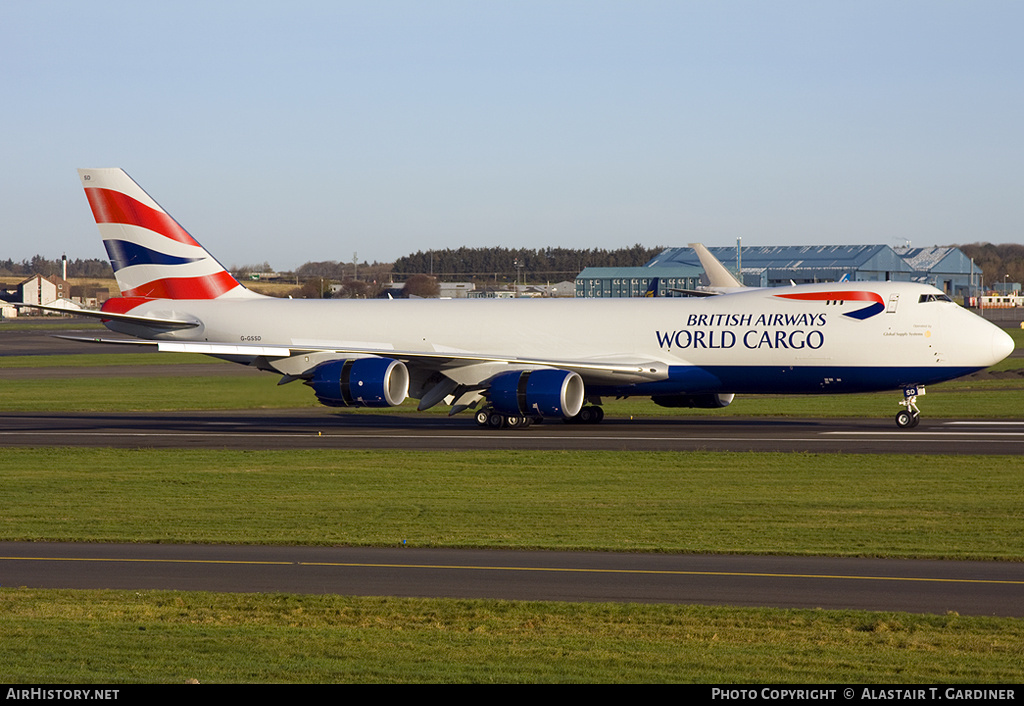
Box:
xmin=3 ymin=448 xmax=1023 ymax=558
xmin=2 ymin=590 xmax=1022 ymax=683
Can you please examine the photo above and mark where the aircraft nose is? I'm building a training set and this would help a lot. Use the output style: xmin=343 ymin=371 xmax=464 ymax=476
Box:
xmin=993 ymin=326 xmax=1015 ymax=364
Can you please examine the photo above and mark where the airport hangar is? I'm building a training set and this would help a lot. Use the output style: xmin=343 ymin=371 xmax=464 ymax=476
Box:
xmin=575 ymin=244 xmax=980 ymax=298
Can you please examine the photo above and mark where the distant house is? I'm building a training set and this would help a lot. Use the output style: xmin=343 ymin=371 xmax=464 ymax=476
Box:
xmin=14 ymin=274 xmax=78 ymax=315
xmin=439 ymin=282 xmax=476 ymax=299
xmin=19 ymin=274 xmax=58 ymax=305
xmin=18 ymin=274 xmax=71 ymax=306
xmin=70 ymin=283 xmax=111 ymax=308
xmin=547 ymin=281 xmax=576 ymax=298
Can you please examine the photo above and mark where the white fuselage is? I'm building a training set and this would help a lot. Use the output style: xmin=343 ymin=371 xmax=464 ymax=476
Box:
xmin=110 ymin=281 xmax=1013 ymax=399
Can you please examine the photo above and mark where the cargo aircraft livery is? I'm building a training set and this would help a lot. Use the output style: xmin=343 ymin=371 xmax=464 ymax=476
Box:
xmin=38 ymin=168 xmax=1014 ymax=429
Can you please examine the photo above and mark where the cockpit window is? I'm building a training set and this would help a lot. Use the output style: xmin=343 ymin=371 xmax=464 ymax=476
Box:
xmin=918 ymin=294 xmax=953 ymax=303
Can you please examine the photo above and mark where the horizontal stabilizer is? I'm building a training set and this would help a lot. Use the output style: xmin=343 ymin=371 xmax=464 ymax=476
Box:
xmin=17 ymin=303 xmax=200 ymax=329
xmin=55 ymin=335 xmax=159 ymax=347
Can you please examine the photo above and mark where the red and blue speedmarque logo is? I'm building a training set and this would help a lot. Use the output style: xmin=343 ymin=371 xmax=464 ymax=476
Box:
xmin=773 ymin=291 xmax=886 ymax=320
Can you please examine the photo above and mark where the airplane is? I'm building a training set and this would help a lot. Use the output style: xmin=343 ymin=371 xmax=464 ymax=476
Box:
xmin=31 ymin=168 xmax=1014 ymax=430
xmin=688 ymin=242 xmax=748 ymax=295
xmin=644 ymin=243 xmax=747 ymax=297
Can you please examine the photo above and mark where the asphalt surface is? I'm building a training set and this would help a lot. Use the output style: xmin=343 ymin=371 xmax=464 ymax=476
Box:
xmin=0 ymin=325 xmax=139 ymax=355
xmin=2 ymin=409 xmax=1023 ymax=454
xmin=3 ymin=542 xmax=1022 ymax=616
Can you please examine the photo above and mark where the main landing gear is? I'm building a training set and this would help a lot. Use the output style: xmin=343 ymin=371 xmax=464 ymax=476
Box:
xmin=474 ymin=405 xmax=605 ymax=429
xmin=565 ymin=405 xmax=605 ymax=424
xmin=894 ymin=386 xmax=924 ymax=429
xmin=475 ymin=409 xmax=538 ymax=429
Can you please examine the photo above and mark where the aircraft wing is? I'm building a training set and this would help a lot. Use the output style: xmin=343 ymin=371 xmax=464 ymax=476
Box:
xmin=664 ymin=287 xmax=720 ymax=297
xmin=57 ymin=333 xmax=669 ymax=416
xmin=55 ymin=335 xmax=668 ymax=382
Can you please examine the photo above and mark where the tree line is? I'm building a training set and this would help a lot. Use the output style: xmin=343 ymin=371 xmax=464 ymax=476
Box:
xmin=0 ymin=256 xmax=113 ymax=279
xmin=11 ymin=243 xmax=1024 ymax=291
xmin=958 ymin=243 xmax=1024 ymax=288
xmin=391 ymin=244 xmax=665 ymax=278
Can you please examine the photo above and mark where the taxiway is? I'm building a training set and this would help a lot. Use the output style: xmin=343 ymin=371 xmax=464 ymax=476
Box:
xmin=3 ymin=542 xmax=1022 ymax=617
xmin=2 ymin=409 xmax=1024 ymax=454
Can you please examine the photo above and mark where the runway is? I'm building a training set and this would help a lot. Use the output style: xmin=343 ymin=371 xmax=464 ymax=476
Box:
xmin=2 ymin=409 xmax=1024 ymax=454
xmin=3 ymin=542 xmax=1022 ymax=617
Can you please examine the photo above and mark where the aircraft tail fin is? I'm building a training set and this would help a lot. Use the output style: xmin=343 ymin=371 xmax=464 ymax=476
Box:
xmin=78 ymin=168 xmax=260 ymax=300
xmin=688 ymin=243 xmax=743 ymax=289
xmin=644 ymin=278 xmax=659 ymax=297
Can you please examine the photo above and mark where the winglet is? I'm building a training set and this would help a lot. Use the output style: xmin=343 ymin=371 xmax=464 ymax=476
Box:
xmin=688 ymin=243 xmax=743 ymax=288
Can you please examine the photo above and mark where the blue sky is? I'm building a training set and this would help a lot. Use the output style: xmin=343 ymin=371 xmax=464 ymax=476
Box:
xmin=2 ymin=1 xmax=1022 ymax=271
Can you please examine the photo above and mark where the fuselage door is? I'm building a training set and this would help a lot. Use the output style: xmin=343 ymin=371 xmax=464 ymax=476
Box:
xmin=886 ymin=293 xmax=899 ymax=313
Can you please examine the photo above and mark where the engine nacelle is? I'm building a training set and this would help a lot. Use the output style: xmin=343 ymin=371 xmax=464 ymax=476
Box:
xmin=651 ymin=393 xmax=735 ymax=409
xmin=307 ymin=357 xmax=409 ymax=408
xmin=488 ymin=369 xmax=585 ymax=419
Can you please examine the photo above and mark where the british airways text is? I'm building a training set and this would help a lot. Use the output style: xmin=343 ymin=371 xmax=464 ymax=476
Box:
xmin=656 ymin=313 xmax=828 ymax=351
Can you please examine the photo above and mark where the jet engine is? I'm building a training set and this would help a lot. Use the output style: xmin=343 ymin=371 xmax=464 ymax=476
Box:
xmin=651 ymin=393 xmax=735 ymax=409
xmin=488 ymin=369 xmax=585 ymax=419
xmin=306 ymin=357 xmax=409 ymax=408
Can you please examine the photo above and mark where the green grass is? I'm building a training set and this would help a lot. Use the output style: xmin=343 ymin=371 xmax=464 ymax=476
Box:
xmin=2 ymin=590 xmax=1021 ymax=683
xmin=3 ymin=448 xmax=1022 ymax=559
xmin=0 ymin=374 xmax=320 ymax=410
xmin=0 ymin=352 xmax=221 ymax=368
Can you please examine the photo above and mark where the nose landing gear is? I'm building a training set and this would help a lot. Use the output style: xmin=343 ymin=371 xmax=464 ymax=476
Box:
xmin=895 ymin=386 xmax=924 ymax=428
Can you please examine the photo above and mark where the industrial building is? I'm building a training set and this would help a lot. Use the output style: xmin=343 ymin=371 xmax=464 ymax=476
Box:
xmin=892 ymin=246 xmax=983 ymax=297
xmin=574 ymin=265 xmax=703 ymax=298
xmin=576 ymin=244 xmax=981 ymax=297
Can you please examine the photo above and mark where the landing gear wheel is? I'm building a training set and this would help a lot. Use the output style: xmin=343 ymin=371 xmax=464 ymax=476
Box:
xmin=895 ymin=410 xmax=920 ymax=429
xmin=566 ymin=406 xmax=605 ymax=424
xmin=477 ymin=409 xmax=534 ymax=430
xmin=896 ymin=386 xmax=924 ymax=429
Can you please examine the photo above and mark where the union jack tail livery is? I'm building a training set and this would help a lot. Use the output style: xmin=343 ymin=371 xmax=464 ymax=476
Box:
xmin=79 ymin=168 xmax=261 ymax=303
